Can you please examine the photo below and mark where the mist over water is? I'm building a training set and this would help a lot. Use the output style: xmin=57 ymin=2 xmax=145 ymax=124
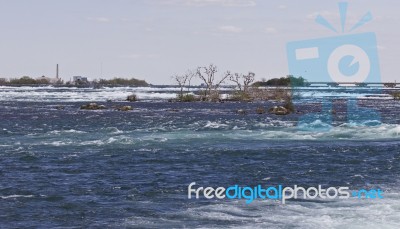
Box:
xmin=0 ymin=86 xmax=399 ymax=228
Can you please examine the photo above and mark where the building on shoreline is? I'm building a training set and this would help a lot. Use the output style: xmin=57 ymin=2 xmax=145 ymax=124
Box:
xmin=72 ymin=76 xmax=89 ymax=86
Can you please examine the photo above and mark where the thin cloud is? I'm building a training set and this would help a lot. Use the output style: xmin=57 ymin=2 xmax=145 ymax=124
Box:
xmin=219 ymin=25 xmax=243 ymax=33
xmin=278 ymin=4 xmax=287 ymax=10
xmin=87 ymin=17 xmax=110 ymax=23
xmin=121 ymin=54 xmax=160 ymax=59
xmin=265 ymin=27 xmax=278 ymax=34
xmin=123 ymin=54 xmax=141 ymax=59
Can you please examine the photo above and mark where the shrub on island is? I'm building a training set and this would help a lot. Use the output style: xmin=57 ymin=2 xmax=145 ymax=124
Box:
xmin=392 ymin=92 xmax=400 ymax=100
xmin=229 ymin=91 xmax=252 ymax=102
xmin=177 ymin=94 xmax=197 ymax=102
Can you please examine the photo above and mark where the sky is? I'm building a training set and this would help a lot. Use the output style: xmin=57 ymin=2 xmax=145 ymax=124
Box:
xmin=0 ymin=0 xmax=399 ymax=84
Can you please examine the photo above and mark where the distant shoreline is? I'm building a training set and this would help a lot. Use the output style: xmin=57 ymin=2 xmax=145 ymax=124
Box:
xmin=1 ymin=84 xmax=399 ymax=89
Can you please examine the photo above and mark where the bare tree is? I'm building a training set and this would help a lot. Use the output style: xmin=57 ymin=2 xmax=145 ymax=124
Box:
xmin=243 ymin=72 xmax=255 ymax=92
xmin=172 ymin=74 xmax=188 ymax=99
xmin=196 ymin=64 xmax=231 ymax=100
xmin=185 ymin=70 xmax=196 ymax=93
xmin=229 ymin=73 xmax=243 ymax=92
xmin=229 ymin=72 xmax=255 ymax=92
xmin=173 ymin=70 xmax=196 ymax=100
xmin=196 ymin=64 xmax=217 ymax=97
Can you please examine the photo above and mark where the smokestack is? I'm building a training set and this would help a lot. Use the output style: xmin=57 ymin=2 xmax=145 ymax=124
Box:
xmin=56 ymin=64 xmax=59 ymax=79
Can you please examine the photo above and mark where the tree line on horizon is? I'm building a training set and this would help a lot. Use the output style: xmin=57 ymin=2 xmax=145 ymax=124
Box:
xmin=252 ymin=76 xmax=309 ymax=87
xmin=0 ymin=70 xmax=307 ymax=89
xmin=0 ymin=76 xmax=62 ymax=86
xmin=0 ymin=76 xmax=149 ymax=87
xmin=94 ymin=78 xmax=148 ymax=87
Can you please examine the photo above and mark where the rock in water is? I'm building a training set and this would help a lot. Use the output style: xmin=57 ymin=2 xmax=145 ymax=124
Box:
xmin=268 ymin=106 xmax=289 ymax=115
xmin=127 ymin=94 xmax=137 ymax=102
xmin=117 ymin=106 xmax=133 ymax=111
xmin=80 ymin=103 xmax=107 ymax=110
xmin=256 ymin=107 xmax=266 ymax=114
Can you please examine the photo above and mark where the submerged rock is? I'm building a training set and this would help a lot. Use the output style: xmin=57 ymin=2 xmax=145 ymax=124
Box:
xmin=269 ymin=106 xmax=289 ymax=115
xmin=117 ymin=106 xmax=133 ymax=111
xmin=126 ymin=94 xmax=137 ymax=102
xmin=55 ymin=105 xmax=65 ymax=110
xmin=80 ymin=103 xmax=106 ymax=110
xmin=256 ymin=107 xmax=266 ymax=114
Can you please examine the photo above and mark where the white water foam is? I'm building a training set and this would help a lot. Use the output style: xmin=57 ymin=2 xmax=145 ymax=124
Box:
xmin=131 ymin=122 xmax=400 ymax=142
xmin=11 ymin=122 xmax=400 ymax=149
xmin=0 ymin=86 xmax=177 ymax=102
xmin=0 ymin=86 xmax=396 ymax=102
xmin=124 ymin=191 xmax=400 ymax=228
xmin=48 ymin=129 xmax=87 ymax=135
xmin=1 ymin=194 xmax=34 ymax=199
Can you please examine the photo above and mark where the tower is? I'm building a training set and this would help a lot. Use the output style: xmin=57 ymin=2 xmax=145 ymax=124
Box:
xmin=56 ymin=64 xmax=59 ymax=79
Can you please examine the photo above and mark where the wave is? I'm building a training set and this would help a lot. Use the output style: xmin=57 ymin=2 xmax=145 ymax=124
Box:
xmin=148 ymin=122 xmax=400 ymax=141
xmin=102 ymin=127 xmax=124 ymax=134
xmin=7 ymin=122 xmax=400 ymax=149
xmin=124 ymin=191 xmax=400 ymax=228
xmin=1 ymin=194 xmax=34 ymax=199
xmin=48 ymin=129 xmax=87 ymax=135
xmin=204 ymin=121 xmax=230 ymax=129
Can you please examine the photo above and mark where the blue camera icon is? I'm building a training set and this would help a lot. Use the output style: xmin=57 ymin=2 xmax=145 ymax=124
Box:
xmin=287 ymin=32 xmax=382 ymax=131
xmin=286 ymin=3 xmax=383 ymax=131
xmin=287 ymin=32 xmax=381 ymax=84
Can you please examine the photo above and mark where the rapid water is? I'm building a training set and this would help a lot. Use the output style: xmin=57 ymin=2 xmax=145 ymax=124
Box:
xmin=0 ymin=85 xmax=397 ymax=102
xmin=0 ymin=86 xmax=399 ymax=228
